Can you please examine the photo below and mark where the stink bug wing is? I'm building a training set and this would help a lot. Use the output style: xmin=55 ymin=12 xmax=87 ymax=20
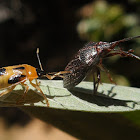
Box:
xmin=63 ymin=58 xmax=90 ymax=89
xmin=63 ymin=42 xmax=99 ymax=89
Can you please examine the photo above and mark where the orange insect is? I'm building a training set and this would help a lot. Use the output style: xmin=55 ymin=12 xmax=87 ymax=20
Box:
xmin=0 ymin=48 xmax=69 ymax=106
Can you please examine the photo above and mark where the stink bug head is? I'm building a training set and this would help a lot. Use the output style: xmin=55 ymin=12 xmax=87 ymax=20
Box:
xmin=93 ymin=36 xmax=140 ymax=61
xmin=109 ymin=35 xmax=140 ymax=50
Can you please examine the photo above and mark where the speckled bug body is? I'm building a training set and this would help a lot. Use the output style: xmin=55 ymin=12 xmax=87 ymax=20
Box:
xmin=63 ymin=36 xmax=140 ymax=93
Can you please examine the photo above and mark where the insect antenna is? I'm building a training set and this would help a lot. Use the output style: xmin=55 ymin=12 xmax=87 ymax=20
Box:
xmin=36 ymin=48 xmax=44 ymax=71
xmin=110 ymin=35 xmax=140 ymax=49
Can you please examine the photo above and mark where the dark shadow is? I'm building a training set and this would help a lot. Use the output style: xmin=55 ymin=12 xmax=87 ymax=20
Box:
xmin=1 ymin=86 xmax=137 ymax=109
xmin=68 ymin=86 xmax=137 ymax=109
xmin=0 ymin=89 xmax=71 ymax=107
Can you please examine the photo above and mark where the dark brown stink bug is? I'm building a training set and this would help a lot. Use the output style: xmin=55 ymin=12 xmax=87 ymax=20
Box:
xmin=63 ymin=35 xmax=140 ymax=93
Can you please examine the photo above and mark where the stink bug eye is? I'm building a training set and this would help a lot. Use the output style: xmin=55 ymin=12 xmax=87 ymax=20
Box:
xmin=63 ymin=35 xmax=140 ymax=93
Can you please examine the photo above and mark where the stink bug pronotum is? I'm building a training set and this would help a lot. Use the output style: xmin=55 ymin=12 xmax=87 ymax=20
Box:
xmin=63 ymin=35 xmax=140 ymax=93
xmin=0 ymin=48 xmax=69 ymax=106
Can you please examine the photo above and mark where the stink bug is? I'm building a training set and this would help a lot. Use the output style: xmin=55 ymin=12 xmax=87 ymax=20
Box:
xmin=0 ymin=48 xmax=69 ymax=106
xmin=63 ymin=35 xmax=140 ymax=93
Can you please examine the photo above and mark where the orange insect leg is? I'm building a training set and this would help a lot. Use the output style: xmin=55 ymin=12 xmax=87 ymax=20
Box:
xmin=16 ymin=82 xmax=29 ymax=104
xmin=29 ymin=79 xmax=49 ymax=107
xmin=0 ymin=85 xmax=16 ymax=97
xmin=46 ymin=71 xmax=70 ymax=79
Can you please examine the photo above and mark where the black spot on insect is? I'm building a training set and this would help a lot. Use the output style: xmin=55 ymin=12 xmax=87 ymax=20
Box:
xmin=36 ymin=68 xmax=46 ymax=77
xmin=13 ymin=67 xmax=25 ymax=70
xmin=8 ymin=74 xmax=26 ymax=84
xmin=0 ymin=68 xmax=6 ymax=76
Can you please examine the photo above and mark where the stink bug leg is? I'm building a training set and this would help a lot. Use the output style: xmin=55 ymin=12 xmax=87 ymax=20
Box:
xmin=106 ymin=50 xmax=140 ymax=60
xmin=98 ymin=59 xmax=116 ymax=84
xmin=92 ymin=67 xmax=100 ymax=94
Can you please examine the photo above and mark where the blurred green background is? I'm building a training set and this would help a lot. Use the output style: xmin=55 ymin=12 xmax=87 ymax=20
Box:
xmin=0 ymin=0 xmax=139 ymax=139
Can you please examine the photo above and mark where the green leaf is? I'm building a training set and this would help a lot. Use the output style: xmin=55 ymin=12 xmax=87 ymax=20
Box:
xmin=0 ymin=80 xmax=140 ymax=113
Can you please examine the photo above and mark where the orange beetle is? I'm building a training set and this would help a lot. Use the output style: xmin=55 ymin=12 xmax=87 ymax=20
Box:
xmin=0 ymin=49 xmax=69 ymax=106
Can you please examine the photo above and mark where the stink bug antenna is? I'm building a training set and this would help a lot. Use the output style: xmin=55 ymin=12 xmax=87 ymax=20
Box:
xmin=36 ymin=48 xmax=44 ymax=71
xmin=110 ymin=35 xmax=140 ymax=49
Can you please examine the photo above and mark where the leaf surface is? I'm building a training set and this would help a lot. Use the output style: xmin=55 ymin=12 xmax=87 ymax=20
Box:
xmin=0 ymin=80 xmax=140 ymax=112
